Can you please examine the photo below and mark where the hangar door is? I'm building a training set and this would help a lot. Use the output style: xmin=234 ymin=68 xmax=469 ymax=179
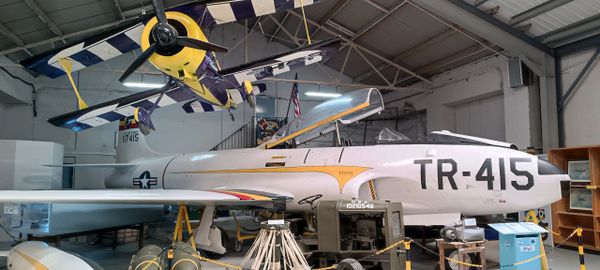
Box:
xmin=453 ymin=94 xmax=505 ymax=141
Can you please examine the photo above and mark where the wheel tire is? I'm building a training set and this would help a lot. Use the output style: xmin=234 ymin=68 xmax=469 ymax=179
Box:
xmin=445 ymin=249 xmax=478 ymax=270
xmin=138 ymin=122 xmax=152 ymax=136
xmin=337 ymin=258 xmax=364 ymax=270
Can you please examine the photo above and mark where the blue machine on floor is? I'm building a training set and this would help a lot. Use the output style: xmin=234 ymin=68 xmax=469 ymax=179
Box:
xmin=489 ymin=222 xmax=547 ymax=270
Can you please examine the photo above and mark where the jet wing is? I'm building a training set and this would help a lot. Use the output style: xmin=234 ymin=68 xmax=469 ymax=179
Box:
xmin=20 ymin=0 xmax=325 ymax=78
xmin=218 ymin=37 xmax=341 ymax=86
xmin=263 ymin=88 xmax=384 ymax=148
xmin=0 ymin=189 xmax=292 ymax=205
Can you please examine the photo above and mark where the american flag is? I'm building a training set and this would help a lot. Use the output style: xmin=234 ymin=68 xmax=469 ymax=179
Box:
xmin=291 ymin=73 xmax=301 ymax=118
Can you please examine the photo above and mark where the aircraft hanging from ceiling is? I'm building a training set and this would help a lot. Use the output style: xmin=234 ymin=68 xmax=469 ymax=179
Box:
xmin=20 ymin=0 xmax=340 ymax=134
xmin=0 ymin=88 xmax=569 ymax=255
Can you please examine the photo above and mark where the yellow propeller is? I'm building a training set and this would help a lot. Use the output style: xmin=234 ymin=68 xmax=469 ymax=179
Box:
xmin=58 ymin=58 xmax=88 ymax=109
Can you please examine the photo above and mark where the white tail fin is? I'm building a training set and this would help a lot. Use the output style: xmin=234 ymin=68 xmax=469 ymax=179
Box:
xmin=116 ymin=118 xmax=163 ymax=163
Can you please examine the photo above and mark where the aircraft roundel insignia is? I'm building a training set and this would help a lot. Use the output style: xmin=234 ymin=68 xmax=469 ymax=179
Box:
xmin=133 ymin=171 xmax=158 ymax=189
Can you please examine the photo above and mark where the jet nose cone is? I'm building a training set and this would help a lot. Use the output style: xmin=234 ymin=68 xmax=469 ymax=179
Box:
xmin=538 ymin=158 xmax=566 ymax=176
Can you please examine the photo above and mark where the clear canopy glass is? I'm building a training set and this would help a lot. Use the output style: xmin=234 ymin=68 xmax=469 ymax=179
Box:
xmin=266 ymin=88 xmax=384 ymax=147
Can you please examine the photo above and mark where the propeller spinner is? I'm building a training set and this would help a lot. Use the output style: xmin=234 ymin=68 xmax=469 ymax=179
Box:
xmin=119 ymin=0 xmax=228 ymax=82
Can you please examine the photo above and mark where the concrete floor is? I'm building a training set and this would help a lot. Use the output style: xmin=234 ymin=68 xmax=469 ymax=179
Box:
xmin=1 ymin=239 xmax=597 ymax=270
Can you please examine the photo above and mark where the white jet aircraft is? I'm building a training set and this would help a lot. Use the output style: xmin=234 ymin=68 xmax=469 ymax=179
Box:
xmin=0 ymin=88 xmax=568 ymax=255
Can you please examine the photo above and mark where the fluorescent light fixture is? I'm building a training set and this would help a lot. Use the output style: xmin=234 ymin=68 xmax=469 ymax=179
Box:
xmin=305 ymin=91 xmax=342 ymax=98
xmin=123 ymin=82 xmax=166 ymax=88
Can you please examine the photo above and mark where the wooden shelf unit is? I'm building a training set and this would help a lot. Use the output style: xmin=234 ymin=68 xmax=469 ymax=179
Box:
xmin=549 ymin=146 xmax=600 ymax=251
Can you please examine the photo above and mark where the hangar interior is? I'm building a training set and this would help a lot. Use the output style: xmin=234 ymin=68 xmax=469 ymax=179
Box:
xmin=1 ymin=0 xmax=600 ymax=269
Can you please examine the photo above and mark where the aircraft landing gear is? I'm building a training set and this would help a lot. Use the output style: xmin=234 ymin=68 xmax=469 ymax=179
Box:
xmin=337 ymin=258 xmax=365 ymax=270
xmin=194 ymin=205 xmax=227 ymax=256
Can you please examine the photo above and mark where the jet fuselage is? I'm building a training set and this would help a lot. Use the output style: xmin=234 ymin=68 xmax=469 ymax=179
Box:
xmin=106 ymin=142 xmax=567 ymax=216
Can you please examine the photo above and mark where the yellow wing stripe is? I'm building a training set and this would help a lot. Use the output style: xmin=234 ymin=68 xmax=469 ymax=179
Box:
xmin=14 ymin=250 xmax=49 ymax=270
xmin=265 ymin=102 xmax=370 ymax=149
xmin=184 ymin=166 xmax=371 ymax=192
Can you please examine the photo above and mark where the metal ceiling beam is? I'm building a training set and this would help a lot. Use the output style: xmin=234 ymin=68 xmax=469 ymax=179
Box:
xmin=23 ymin=0 xmax=66 ymax=43
xmin=395 ymin=44 xmax=493 ymax=85
xmin=120 ymin=0 xmax=197 ymax=18
xmin=473 ymin=0 xmax=490 ymax=7
xmin=555 ymin=32 xmax=600 ymax=56
xmin=353 ymin=46 xmax=392 ymax=85
xmin=351 ymin=1 xmax=406 ymax=42
xmin=336 ymin=1 xmax=406 ymax=53
xmin=113 ymin=0 xmax=125 ymax=19
xmin=325 ymin=20 xmax=356 ymax=36
xmin=0 ymin=18 xmax=138 ymax=56
xmin=540 ymin=14 xmax=600 ymax=46
xmin=288 ymin=10 xmax=431 ymax=84
xmin=268 ymin=12 xmax=290 ymax=42
xmin=362 ymin=0 xmax=388 ymax=13
xmin=261 ymin=77 xmax=432 ymax=93
xmin=0 ymin=23 xmax=33 ymax=56
xmin=355 ymin=28 xmax=458 ymax=82
xmin=412 ymin=0 xmax=553 ymax=63
xmin=268 ymin=15 xmax=300 ymax=45
xmin=510 ymin=0 xmax=574 ymax=26
xmin=309 ymin=0 xmax=350 ymax=38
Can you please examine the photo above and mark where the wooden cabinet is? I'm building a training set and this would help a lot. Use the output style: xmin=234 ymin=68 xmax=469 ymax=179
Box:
xmin=549 ymin=146 xmax=600 ymax=251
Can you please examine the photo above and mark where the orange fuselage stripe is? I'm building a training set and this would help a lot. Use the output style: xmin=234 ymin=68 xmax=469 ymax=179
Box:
xmin=180 ymin=166 xmax=371 ymax=192
xmin=14 ymin=250 xmax=49 ymax=270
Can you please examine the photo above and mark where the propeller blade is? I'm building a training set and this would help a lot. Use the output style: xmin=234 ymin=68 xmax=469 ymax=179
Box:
xmin=119 ymin=43 xmax=158 ymax=83
xmin=175 ymin=37 xmax=229 ymax=53
xmin=151 ymin=0 xmax=168 ymax=24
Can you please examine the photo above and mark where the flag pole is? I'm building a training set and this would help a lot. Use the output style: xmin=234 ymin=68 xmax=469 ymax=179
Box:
xmin=284 ymin=73 xmax=298 ymax=123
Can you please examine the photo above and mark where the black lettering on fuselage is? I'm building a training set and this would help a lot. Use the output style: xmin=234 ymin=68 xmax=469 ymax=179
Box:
xmin=414 ymin=159 xmax=433 ymax=189
xmin=437 ymin=159 xmax=458 ymax=190
xmin=510 ymin=157 xmax=534 ymax=190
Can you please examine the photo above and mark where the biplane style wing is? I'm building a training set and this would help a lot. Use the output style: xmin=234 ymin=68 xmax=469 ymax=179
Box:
xmin=181 ymin=84 xmax=267 ymax=113
xmin=20 ymin=0 xmax=323 ymax=78
xmin=0 ymin=189 xmax=293 ymax=205
xmin=218 ymin=37 xmax=341 ymax=85
xmin=48 ymin=37 xmax=340 ymax=131
xmin=48 ymin=85 xmax=194 ymax=131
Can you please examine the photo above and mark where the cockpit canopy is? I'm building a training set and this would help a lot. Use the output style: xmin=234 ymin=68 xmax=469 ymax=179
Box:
xmin=263 ymin=88 xmax=384 ymax=148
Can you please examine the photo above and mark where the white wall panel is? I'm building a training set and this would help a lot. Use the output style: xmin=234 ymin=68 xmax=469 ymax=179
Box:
xmin=383 ymin=55 xmax=535 ymax=149
xmin=561 ymin=48 xmax=600 ymax=147
xmin=453 ymin=93 xmax=505 ymax=141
